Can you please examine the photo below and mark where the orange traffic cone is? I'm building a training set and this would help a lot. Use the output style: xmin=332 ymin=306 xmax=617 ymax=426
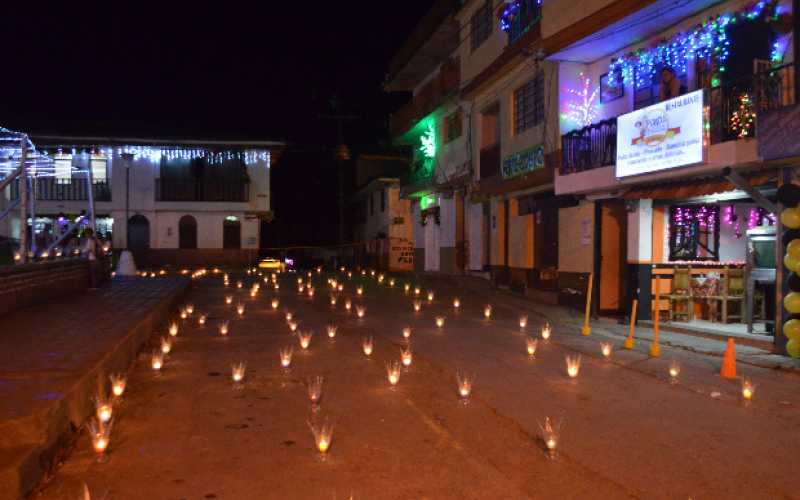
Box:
xmin=720 ymin=338 xmax=737 ymax=379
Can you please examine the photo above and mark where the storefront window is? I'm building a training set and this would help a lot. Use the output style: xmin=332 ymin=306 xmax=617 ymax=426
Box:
xmin=668 ymin=205 xmax=720 ymax=261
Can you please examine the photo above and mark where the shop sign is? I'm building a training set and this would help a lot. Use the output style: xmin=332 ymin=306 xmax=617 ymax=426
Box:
xmin=502 ymin=144 xmax=545 ymax=179
xmin=616 ymin=89 xmax=704 ymax=178
xmin=389 ymin=237 xmax=414 ymax=272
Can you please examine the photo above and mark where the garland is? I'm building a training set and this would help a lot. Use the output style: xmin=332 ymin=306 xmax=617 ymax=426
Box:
xmin=499 ymin=0 xmax=542 ymax=33
xmin=607 ymin=1 xmax=780 ymax=87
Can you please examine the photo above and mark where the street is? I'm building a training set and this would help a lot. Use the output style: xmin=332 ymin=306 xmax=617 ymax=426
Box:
xmin=37 ymin=270 xmax=800 ymax=499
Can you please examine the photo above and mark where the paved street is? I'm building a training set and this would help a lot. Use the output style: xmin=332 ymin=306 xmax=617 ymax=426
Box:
xmin=36 ymin=271 xmax=800 ymax=499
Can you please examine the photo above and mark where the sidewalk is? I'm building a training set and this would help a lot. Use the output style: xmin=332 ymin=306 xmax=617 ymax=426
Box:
xmin=0 ymin=275 xmax=189 ymax=500
xmin=419 ymin=273 xmax=800 ymax=372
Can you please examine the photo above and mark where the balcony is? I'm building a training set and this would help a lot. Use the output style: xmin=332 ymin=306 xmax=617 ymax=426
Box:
xmin=390 ymin=57 xmax=461 ymax=137
xmin=560 ymin=64 xmax=796 ymax=175
xmin=155 ymin=178 xmax=250 ymax=202
xmin=479 ymin=144 xmax=501 ymax=180
xmin=9 ymin=178 xmax=111 ymax=202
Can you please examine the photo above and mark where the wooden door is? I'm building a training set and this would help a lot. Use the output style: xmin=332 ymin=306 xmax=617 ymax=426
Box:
xmin=599 ymin=201 xmax=627 ymax=313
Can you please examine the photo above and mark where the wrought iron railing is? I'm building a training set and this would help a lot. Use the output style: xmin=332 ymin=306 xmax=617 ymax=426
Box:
xmin=155 ymin=178 xmax=250 ymax=202
xmin=9 ymin=178 xmax=111 ymax=202
xmin=560 ymin=118 xmax=617 ymax=175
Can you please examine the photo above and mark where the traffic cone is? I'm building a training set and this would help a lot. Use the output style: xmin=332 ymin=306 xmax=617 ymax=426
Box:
xmin=720 ymin=338 xmax=737 ymax=379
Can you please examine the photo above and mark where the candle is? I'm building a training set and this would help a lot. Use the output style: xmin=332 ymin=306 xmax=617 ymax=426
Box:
xmin=307 ymin=287 xmax=315 ymax=298
xmin=289 ymin=321 xmax=298 ymax=333
xmin=435 ymin=316 xmax=445 ymax=329
xmin=109 ymin=374 xmax=126 ymax=397
xmin=89 ymin=418 xmax=112 ymax=458
xmin=337 ymin=283 xmax=344 ymax=292
xmin=483 ymin=305 xmax=492 ymax=319
xmin=185 ymin=304 xmax=194 ymax=315
xmin=298 ymin=284 xmax=305 ymax=293
xmin=402 ymin=326 xmax=412 ymax=339
xmin=386 ymin=361 xmax=401 ymax=387
xmin=219 ymin=321 xmax=229 ymax=336
xmin=669 ymin=360 xmax=680 ymax=381
xmin=413 ymin=300 xmax=422 ymax=312
xmin=378 ymin=274 xmax=385 ymax=283
xmin=307 ymin=375 xmax=324 ymax=407
xmin=356 ymin=286 xmax=363 ymax=296
xmin=401 ymin=346 xmax=413 ymax=367
xmin=370 ymin=270 xmax=376 ymax=277
xmin=275 ymin=283 xmax=281 ymax=291
xmin=362 ymin=336 xmax=373 ymax=357
xmin=308 ymin=418 xmax=334 ymax=459
xmin=280 ymin=346 xmax=293 ymax=368
xmin=232 ymin=362 xmax=246 ymax=383
xmin=272 ymin=298 xmax=280 ymax=310
xmin=237 ymin=281 xmax=243 ymax=289
xmin=297 ymin=277 xmax=303 ymax=285
xmin=742 ymin=378 xmax=755 ymax=401
xmin=404 ymin=283 xmax=411 ymax=294
xmin=427 ymin=291 xmax=434 ymax=303
xmin=345 ymin=300 xmax=352 ymax=312
xmin=198 ymin=314 xmax=207 ymax=325
xmin=298 ymin=331 xmax=313 ymax=350
xmin=453 ymin=297 xmax=460 ymax=309
xmin=236 ymin=303 xmax=245 ymax=316
xmin=600 ymin=342 xmax=612 ymax=359
xmin=539 ymin=417 xmax=560 ymax=456
xmin=330 ymin=295 xmax=338 ymax=306
xmin=95 ymin=398 xmax=112 ymax=423
xmin=151 ymin=350 xmax=164 ymax=371
xmin=356 ymin=306 xmax=366 ymax=318
xmin=285 ymin=312 xmax=293 ymax=322
xmin=160 ymin=337 xmax=172 ymax=354
xmin=169 ymin=322 xmax=178 ymax=337
xmin=519 ymin=315 xmax=528 ymax=329
xmin=250 ymin=289 xmax=257 ymax=298
xmin=389 ymin=278 xmax=396 ymax=287
xmin=565 ymin=355 xmax=581 ymax=378
xmin=541 ymin=322 xmax=552 ymax=341
xmin=456 ymin=371 xmax=474 ymax=401
xmin=180 ymin=309 xmax=188 ymax=320
xmin=414 ymin=287 xmax=421 ymax=296
xmin=526 ymin=338 xmax=538 ymax=357
xmin=326 ymin=325 xmax=337 ymax=339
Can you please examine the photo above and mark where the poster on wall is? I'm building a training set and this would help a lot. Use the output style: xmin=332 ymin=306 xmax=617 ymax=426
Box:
xmin=389 ymin=237 xmax=414 ymax=272
xmin=616 ymin=89 xmax=704 ymax=178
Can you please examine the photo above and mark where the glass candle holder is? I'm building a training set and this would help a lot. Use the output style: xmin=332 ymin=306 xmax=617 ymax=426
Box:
xmin=402 ymin=326 xmax=412 ymax=339
xmin=362 ymin=336 xmax=374 ymax=357
xmin=298 ymin=331 xmax=313 ymax=350
xmin=456 ymin=371 xmax=474 ymax=403
xmin=565 ymin=355 xmax=581 ymax=378
xmin=279 ymin=346 xmax=293 ymax=369
xmin=526 ymin=337 xmax=538 ymax=358
xmin=232 ymin=362 xmax=247 ymax=383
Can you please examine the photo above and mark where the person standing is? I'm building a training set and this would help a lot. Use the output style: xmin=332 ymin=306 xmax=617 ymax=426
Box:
xmin=83 ymin=228 xmax=100 ymax=289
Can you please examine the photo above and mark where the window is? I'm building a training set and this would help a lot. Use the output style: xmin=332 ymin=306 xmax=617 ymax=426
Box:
xmin=90 ymin=155 xmax=108 ymax=182
xmin=505 ymin=0 xmax=542 ymax=45
xmin=444 ymin=110 xmax=462 ymax=143
xmin=380 ymin=188 xmax=386 ymax=212
xmin=513 ymin=73 xmax=544 ymax=134
xmin=668 ymin=205 xmax=720 ymax=261
xmin=54 ymin=154 xmax=73 ymax=184
xmin=470 ymin=1 xmax=492 ymax=51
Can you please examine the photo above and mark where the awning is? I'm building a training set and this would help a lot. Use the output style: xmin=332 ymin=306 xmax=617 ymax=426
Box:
xmin=622 ymin=171 xmax=776 ymax=200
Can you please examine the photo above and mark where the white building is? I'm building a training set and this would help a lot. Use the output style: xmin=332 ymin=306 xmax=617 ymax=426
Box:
xmin=0 ymin=136 xmax=282 ymax=267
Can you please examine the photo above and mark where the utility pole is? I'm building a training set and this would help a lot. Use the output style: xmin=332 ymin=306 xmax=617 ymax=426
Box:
xmin=320 ymin=96 xmax=358 ymax=245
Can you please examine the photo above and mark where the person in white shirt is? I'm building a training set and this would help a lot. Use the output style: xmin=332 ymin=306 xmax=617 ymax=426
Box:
xmin=83 ymin=228 xmax=100 ymax=289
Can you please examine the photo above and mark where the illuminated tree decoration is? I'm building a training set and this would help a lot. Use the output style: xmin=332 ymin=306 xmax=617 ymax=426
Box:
xmin=419 ymin=122 xmax=436 ymax=160
xmin=565 ymin=73 xmax=600 ymax=127
xmin=607 ymin=1 xmax=780 ymax=87
xmin=730 ymin=93 xmax=756 ymax=138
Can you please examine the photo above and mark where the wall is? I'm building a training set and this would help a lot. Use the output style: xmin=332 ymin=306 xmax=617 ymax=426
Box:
xmin=490 ymin=198 xmax=506 ymax=265
xmin=508 ymin=199 xmax=534 ymax=268
xmin=559 ymin=200 xmax=594 ymax=273
xmin=467 ymin=202 xmax=485 ymax=270
xmin=457 ymin=0 xmax=509 ymax=85
xmin=541 ymin=0 xmax=617 ymax=39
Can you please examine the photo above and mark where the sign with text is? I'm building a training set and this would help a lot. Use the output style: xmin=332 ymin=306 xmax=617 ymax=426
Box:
xmin=389 ymin=237 xmax=414 ymax=272
xmin=616 ymin=89 xmax=704 ymax=178
xmin=502 ymin=144 xmax=544 ymax=179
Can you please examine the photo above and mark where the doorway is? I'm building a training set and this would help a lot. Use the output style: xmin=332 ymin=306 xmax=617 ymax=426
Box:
xmin=127 ymin=214 xmax=150 ymax=252
xmin=223 ymin=218 xmax=241 ymax=249
xmin=597 ymin=200 xmax=628 ymax=314
xmin=179 ymin=215 xmax=198 ymax=249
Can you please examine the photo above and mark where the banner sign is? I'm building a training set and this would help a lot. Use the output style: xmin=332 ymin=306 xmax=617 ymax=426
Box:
xmin=616 ymin=89 xmax=704 ymax=178
xmin=389 ymin=237 xmax=414 ymax=272
xmin=502 ymin=144 xmax=545 ymax=179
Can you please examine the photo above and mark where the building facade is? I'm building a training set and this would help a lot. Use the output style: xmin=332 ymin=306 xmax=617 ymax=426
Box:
xmin=0 ymin=136 xmax=282 ymax=267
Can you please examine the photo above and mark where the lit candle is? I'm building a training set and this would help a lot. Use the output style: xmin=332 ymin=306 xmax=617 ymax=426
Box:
xmin=236 ymin=303 xmax=245 ymax=316
xmin=169 ymin=322 xmax=179 ymax=337
xmin=307 ymin=375 xmax=324 ymax=407
xmin=402 ymin=326 xmax=412 ymax=339
xmin=198 ymin=314 xmax=207 ymax=325
xmin=414 ymin=287 xmax=421 ymax=296
xmin=151 ymin=350 xmax=164 ymax=371
xmin=298 ymin=331 xmax=313 ymax=350
xmin=669 ymin=360 xmax=680 ymax=381
xmin=427 ymin=291 xmax=434 ymax=303
xmin=526 ymin=338 xmax=538 ymax=357
xmin=250 ymin=289 xmax=257 ymax=298
xmin=565 ymin=355 xmax=581 ymax=378
xmin=95 ymin=398 xmax=112 ymax=423
xmin=232 ymin=362 xmax=246 ymax=383
xmin=370 ymin=270 xmax=376 ymax=277
xmin=378 ymin=274 xmax=385 ymax=283
xmin=337 ymin=284 xmax=344 ymax=292
xmin=330 ymin=295 xmax=338 ymax=306
xmin=274 ymin=283 xmax=281 ymax=290
xmin=289 ymin=321 xmax=298 ymax=333
xmin=401 ymin=347 xmax=413 ymax=367
xmin=356 ymin=286 xmax=363 ymax=296
xmin=89 ymin=418 xmax=111 ymax=457
xmin=457 ymin=371 xmax=474 ymax=401
xmin=237 ymin=281 xmax=243 ymax=289
xmin=185 ymin=304 xmax=194 ymax=315
xmin=519 ymin=315 xmax=528 ymax=329
xmin=309 ymin=419 xmax=334 ymax=459
xmin=386 ymin=361 xmax=401 ymax=387
xmin=541 ymin=322 xmax=552 ymax=341
xmin=404 ymin=283 xmax=411 ymax=294
xmin=484 ymin=305 xmax=492 ymax=319
xmin=271 ymin=298 xmax=280 ymax=310
xmin=389 ymin=278 xmax=395 ymax=287
xmin=345 ymin=300 xmax=352 ymax=312
xmin=326 ymin=325 xmax=337 ymax=339
xmin=109 ymin=374 xmax=126 ymax=397
xmin=280 ymin=346 xmax=293 ymax=368
xmin=362 ymin=336 xmax=373 ymax=357
xmin=219 ymin=321 xmax=229 ymax=336
xmin=298 ymin=277 xmax=303 ymax=285
xmin=298 ymin=284 xmax=305 ymax=293
xmin=180 ymin=309 xmax=188 ymax=320
xmin=453 ymin=297 xmax=460 ymax=309
xmin=600 ymin=342 xmax=612 ymax=359
xmin=539 ymin=417 xmax=560 ymax=456
xmin=348 ymin=272 xmax=353 ymax=278
xmin=413 ymin=300 xmax=422 ymax=312
xmin=435 ymin=316 xmax=445 ymax=329
xmin=356 ymin=306 xmax=366 ymax=318
xmin=160 ymin=337 xmax=172 ymax=354
xmin=285 ymin=312 xmax=293 ymax=322
xmin=742 ymin=378 xmax=755 ymax=401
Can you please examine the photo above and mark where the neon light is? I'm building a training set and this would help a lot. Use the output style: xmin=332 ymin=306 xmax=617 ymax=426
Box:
xmin=419 ymin=122 xmax=436 ymax=159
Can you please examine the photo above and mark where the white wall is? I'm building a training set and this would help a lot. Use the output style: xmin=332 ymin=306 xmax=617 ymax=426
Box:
xmin=468 ymin=202 xmax=485 ymax=270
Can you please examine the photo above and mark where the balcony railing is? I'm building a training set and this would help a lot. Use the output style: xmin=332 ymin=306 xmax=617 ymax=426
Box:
xmin=155 ymin=178 xmax=250 ymax=202
xmin=505 ymin=0 xmax=542 ymax=45
xmin=561 ymin=119 xmax=617 ymax=175
xmin=9 ymin=178 xmax=111 ymax=202
xmin=479 ymin=143 xmax=501 ymax=180
xmin=560 ymin=63 xmax=796 ymax=175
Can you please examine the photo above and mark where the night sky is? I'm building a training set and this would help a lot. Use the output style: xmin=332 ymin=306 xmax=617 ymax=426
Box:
xmin=2 ymin=3 xmax=433 ymax=248
xmin=1 ymin=2 xmax=432 ymax=146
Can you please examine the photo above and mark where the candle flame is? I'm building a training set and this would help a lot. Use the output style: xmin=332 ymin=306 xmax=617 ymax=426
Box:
xmin=169 ymin=322 xmax=179 ymax=337
xmin=742 ymin=378 xmax=755 ymax=400
xmin=272 ymin=298 xmax=280 ymax=309
xmin=362 ymin=336 xmax=373 ymax=357
xmin=386 ymin=361 xmax=401 ymax=386
xmin=435 ymin=316 xmax=445 ymax=328
xmin=457 ymin=371 xmax=474 ymax=399
xmin=232 ymin=362 xmax=246 ymax=382
xmin=566 ymin=355 xmax=581 ymax=378
xmin=109 ymin=374 xmax=126 ymax=397
xmin=160 ymin=337 xmax=172 ymax=354
xmin=541 ymin=322 xmax=552 ymax=340
xmin=402 ymin=326 xmax=412 ymax=339
xmin=298 ymin=331 xmax=313 ymax=350
xmin=226 ymin=297 xmax=233 ymax=307
xmin=219 ymin=321 xmax=229 ymax=336
xmin=669 ymin=360 xmax=680 ymax=380
xmin=453 ymin=298 xmax=460 ymax=309
xmin=151 ymin=350 xmax=164 ymax=371
xmin=519 ymin=315 xmax=528 ymax=329
xmin=198 ymin=314 xmax=207 ymax=325
xmin=307 ymin=375 xmax=324 ymax=404
xmin=280 ymin=346 xmax=293 ymax=368
xmin=526 ymin=338 xmax=538 ymax=357
xmin=236 ymin=303 xmax=245 ymax=316
xmin=330 ymin=295 xmax=338 ymax=306
xmin=345 ymin=300 xmax=352 ymax=311
xmin=401 ymin=346 xmax=413 ymax=367
xmin=413 ymin=300 xmax=421 ymax=312
xmin=484 ymin=305 xmax=492 ymax=319
xmin=308 ymin=418 xmax=334 ymax=456
xmin=356 ymin=306 xmax=366 ymax=318
xmin=427 ymin=291 xmax=434 ymax=302
xmin=327 ymin=325 xmax=337 ymax=339
xmin=600 ymin=342 xmax=612 ymax=358
xmin=539 ymin=417 xmax=561 ymax=454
